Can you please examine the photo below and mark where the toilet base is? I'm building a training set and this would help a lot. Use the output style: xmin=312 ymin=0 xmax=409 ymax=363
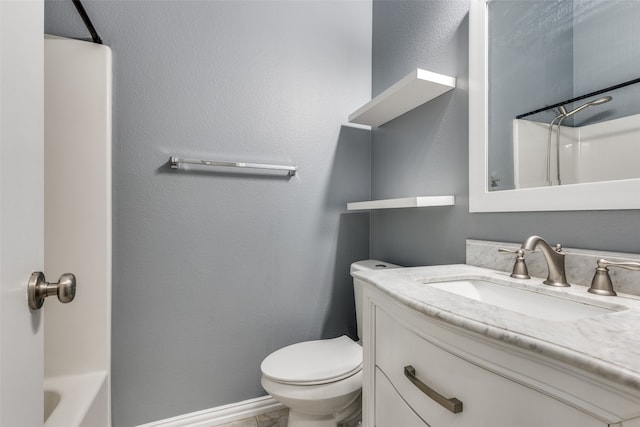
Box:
xmin=286 ymin=394 xmax=361 ymax=427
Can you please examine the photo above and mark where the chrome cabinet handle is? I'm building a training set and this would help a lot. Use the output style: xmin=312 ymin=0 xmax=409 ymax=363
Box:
xmin=28 ymin=272 xmax=76 ymax=310
xmin=404 ymin=365 xmax=463 ymax=414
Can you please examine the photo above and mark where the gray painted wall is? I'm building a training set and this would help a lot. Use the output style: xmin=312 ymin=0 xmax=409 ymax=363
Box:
xmin=370 ymin=1 xmax=640 ymax=267
xmin=45 ymin=1 xmax=372 ymax=426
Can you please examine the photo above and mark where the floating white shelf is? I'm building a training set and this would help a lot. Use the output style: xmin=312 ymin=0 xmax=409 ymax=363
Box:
xmin=348 ymin=69 xmax=456 ymax=127
xmin=347 ymin=195 xmax=455 ymax=211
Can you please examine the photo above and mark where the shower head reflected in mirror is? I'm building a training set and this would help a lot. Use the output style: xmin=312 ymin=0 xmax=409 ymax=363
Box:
xmin=551 ymin=96 xmax=613 ymax=186
xmin=547 ymin=96 xmax=613 ymax=186
xmin=558 ymin=96 xmax=613 ymax=119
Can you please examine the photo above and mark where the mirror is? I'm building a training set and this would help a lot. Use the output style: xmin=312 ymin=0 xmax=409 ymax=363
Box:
xmin=469 ymin=0 xmax=640 ymax=212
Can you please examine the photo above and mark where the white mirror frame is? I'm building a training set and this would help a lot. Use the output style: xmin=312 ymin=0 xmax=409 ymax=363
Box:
xmin=469 ymin=0 xmax=640 ymax=212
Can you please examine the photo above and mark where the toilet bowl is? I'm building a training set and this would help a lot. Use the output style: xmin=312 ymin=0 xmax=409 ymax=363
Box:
xmin=260 ymin=260 xmax=400 ymax=427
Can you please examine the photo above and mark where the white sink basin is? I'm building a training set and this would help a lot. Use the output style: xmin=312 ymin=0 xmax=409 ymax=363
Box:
xmin=425 ymin=279 xmax=625 ymax=321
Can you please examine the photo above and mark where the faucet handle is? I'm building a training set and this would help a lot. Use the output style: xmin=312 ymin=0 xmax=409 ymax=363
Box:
xmin=498 ymin=248 xmax=530 ymax=279
xmin=588 ymin=258 xmax=640 ymax=296
xmin=597 ymin=259 xmax=640 ymax=271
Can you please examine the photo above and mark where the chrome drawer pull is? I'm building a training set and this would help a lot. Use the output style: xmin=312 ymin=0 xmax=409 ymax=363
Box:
xmin=404 ymin=365 xmax=463 ymax=414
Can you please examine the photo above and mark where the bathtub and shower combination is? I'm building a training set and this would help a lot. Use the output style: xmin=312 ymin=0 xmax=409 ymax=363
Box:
xmin=43 ymin=35 xmax=112 ymax=427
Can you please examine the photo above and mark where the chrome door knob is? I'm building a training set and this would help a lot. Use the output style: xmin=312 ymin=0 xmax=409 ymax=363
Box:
xmin=28 ymin=272 xmax=76 ymax=310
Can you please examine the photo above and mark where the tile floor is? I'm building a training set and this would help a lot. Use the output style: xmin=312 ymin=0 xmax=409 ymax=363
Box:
xmin=215 ymin=408 xmax=288 ymax=427
xmin=213 ymin=407 xmax=362 ymax=427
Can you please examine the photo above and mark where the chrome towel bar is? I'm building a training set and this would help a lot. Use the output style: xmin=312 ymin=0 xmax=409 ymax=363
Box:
xmin=170 ymin=156 xmax=297 ymax=176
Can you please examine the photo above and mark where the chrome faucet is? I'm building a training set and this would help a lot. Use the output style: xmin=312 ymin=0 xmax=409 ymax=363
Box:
xmin=521 ymin=236 xmax=570 ymax=287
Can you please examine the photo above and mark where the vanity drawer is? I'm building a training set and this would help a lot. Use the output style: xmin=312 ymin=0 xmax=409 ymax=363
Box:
xmin=374 ymin=307 xmax=605 ymax=427
xmin=375 ymin=367 xmax=427 ymax=427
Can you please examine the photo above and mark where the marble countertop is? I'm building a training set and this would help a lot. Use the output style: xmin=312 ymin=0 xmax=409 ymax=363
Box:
xmin=353 ymin=264 xmax=640 ymax=391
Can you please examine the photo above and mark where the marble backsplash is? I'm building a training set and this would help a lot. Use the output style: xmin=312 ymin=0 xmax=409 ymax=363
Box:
xmin=466 ymin=239 xmax=640 ymax=297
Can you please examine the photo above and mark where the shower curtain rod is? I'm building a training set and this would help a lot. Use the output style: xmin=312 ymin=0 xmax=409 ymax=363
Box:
xmin=72 ymin=0 xmax=102 ymax=44
xmin=516 ymin=76 xmax=640 ymax=119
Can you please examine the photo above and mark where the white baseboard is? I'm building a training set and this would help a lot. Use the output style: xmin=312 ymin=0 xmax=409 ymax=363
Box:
xmin=137 ymin=395 xmax=285 ymax=427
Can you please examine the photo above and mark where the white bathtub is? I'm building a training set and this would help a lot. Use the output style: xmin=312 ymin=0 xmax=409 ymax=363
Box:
xmin=44 ymin=371 xmax=109 ymax=427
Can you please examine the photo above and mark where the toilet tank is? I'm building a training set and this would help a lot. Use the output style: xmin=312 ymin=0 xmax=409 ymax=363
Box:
xmin=351 ymin=260 xmax=401 ymax=342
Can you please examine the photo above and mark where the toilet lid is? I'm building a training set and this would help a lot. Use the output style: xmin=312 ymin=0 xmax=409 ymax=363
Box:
xmin=261 ymin=336 xmax=362 ymax=385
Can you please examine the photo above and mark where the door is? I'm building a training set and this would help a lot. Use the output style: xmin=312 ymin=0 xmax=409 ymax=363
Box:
xmin=0 ymin=1 xmax=45 ymax=426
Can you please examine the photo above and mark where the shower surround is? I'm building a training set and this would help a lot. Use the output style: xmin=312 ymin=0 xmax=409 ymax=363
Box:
xmin=513 ymin=113 xmax=640 ymax=188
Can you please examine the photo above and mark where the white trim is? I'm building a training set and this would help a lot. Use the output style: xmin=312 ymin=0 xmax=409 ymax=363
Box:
xmin=468 ymin=0 xmax=640 ymax=212
xmin=136 ymin=396 xmax=285 ymax=427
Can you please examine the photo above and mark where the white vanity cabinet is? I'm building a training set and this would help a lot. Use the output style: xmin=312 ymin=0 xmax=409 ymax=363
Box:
xmin=373 ymin=308 xmax=602 ymax=427
xmin=360 ymin=285 xmax=640 ymax=427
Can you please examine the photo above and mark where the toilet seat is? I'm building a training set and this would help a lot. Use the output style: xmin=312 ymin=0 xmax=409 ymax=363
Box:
xmin=261 ymin=336 xmax=362 ymax=385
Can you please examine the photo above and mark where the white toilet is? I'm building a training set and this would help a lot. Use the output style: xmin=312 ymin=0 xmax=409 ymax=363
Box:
xmin=260 ymin=260 xmax=400 ymax=427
